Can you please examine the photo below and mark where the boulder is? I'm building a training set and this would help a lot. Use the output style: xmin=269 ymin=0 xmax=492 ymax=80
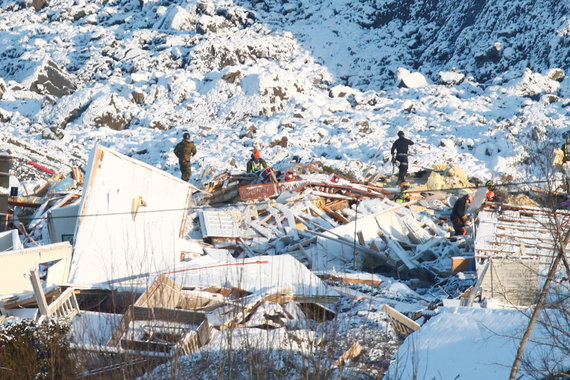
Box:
xmin=547 ymin=68 xmax=565 ymax=82
xmin=0 ymin=79 xmax=6 ymax=100
xmin=30 ymin=0 xmax=47 ymax=11
xmin=439 ymin=71 xmax=465 ymax=85
xmin=0 ymin=108 xmax=12 ymax=122
xmin=397 ymin=68 xmax=429 ymax=88
xmin=156 ymin=5 xmax=195 ymax=31
xmin=131 ymin=90 xmax=145 ymax=104
xmin=28 ymin=59 xmax=77 ymax=98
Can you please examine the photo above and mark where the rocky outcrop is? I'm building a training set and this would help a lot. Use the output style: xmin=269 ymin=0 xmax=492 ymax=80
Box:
xmin=28 ymin=59 xmax=77 ymax=98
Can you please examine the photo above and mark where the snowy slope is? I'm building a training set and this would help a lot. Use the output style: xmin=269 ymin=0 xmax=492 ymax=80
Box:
xmin=0 ymin=0 xmax=569 ymax=185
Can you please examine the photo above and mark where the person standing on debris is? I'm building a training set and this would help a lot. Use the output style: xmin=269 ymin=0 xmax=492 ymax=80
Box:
xmin=450 ymin=193 xmax=473 ymax=236
xmin=562 ymin=138 xmax=570 ymax=163
xmin=395 ymin=182 xmax=412 ymax=204
xmin=173 ymin=132 xmax=197 ymax=181
xmin=246 ymin=149 xmax=268 ymax=173
xmin=485 ymin=180 xmax=496 ymax=201
xmin=391 ymin=131 xmax=414 ymax=184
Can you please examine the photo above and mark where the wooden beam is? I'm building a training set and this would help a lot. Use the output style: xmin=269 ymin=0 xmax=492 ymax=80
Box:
xmin=383 ymin=304 xmax=420 ymax=337
xmin=121 ymin=339 xmax=172 ymax=353
xmin=131 ymin=306 xmax=206 ymax=324
xmin=29 ymin=268 xmax=49 ymax=317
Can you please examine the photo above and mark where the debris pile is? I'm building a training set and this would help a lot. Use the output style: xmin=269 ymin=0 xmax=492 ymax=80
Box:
xmin=0 ymin=146 xmax=567 ymax=378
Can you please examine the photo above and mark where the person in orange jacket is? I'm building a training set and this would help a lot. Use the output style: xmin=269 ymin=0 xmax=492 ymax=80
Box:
xmin=246 ymin=149 xmax=268 ymax=173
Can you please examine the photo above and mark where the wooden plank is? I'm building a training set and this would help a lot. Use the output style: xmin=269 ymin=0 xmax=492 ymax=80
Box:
xmin=135 ymin=274 xmax=182 ymax=309
xmin=274 ymin=203 xmax=300 ymax=239
xmin=108 ymin=307 xmax=134 ymax=346
xmin=334 ymin=342 xmax=363 ymax=367
xmin=383 ymin=304 xmax=420 ymax=337
xmin=287 ymin=236 xmax=317 ymax=251
xmin=3 ymin=287 xmax=62 ymax=309
xmin=131 ymin=306 xmax=206 ymax=324
xmin=325 ymin=199 xmax=350 ymax=212
xmin=178 ymin=290 xmax=227 ymax=311
xmin=306 ymin=203 xmax=337 ymax=228
xmin=121 ymin=339 xmax=172 ymax=354
xmin=29 ymin=268 xmax=49 ymax=317
xmin=267 ymin=207 xmax=285 ymax=232
xmin=317 ymin=272 xmax=382 ymax=286
xmin=380 ymin=228 xmax=418 ymax=270
xmin=244 ymin=220 xmax=273 ymax=238
xmin=323 ymin=207 xmax=350 ymax=224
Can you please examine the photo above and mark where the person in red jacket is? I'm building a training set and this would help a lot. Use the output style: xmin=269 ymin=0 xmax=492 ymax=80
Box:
xmin=485 ymin=180 xmax=496 ymax=201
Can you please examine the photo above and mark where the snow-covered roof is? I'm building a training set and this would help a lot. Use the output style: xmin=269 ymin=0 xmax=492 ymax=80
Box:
xmin=475 ymin=203 xmax=570 ymax=260
xmin=164 ymin=254 xmax=338 ymax=302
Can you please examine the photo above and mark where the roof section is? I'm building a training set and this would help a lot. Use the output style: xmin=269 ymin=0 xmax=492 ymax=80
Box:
xmin=475 ymin=203 xmax=570 ymax=260
xmin=68 ymin=145 xmax=194 ymax=285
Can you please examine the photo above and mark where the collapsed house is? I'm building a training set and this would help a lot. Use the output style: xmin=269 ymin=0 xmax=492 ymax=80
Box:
xmin=0 ymin=145 xmax=566 ymax=378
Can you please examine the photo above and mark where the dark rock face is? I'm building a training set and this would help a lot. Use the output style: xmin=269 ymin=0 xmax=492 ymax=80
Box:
xmin=368 ymin=0 xmax=570 ymax=83
xmin=29 ymin=60 xmax=77 ymax=98
xmin=0 ymin=79 xmax=6 ymax=100
xmin=245 ymin=0 xmax=570 ymax=87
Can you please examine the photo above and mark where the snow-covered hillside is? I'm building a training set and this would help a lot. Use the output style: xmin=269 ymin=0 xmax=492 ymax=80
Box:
xmin=0 ymin=0 xmax=569 ymax=185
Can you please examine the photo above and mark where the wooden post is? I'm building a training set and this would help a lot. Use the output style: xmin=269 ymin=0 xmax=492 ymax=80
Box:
xmin=29 ymin=268 xmax=50 ymax=317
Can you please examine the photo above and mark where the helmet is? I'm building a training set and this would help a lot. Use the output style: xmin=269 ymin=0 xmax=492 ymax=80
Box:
xmin=397 ymin=131 xmax=405 ymax=137
xmin=401 ymin=182 xmax=411 ymax=190
xmin=253 ymin=150 xmax=261 ymax=159
xmin=466 ymin=194 xmax=474 ymax=203
xmin=183 ymin=132 xmax=190 ymax=139
xmin=485 ymin=180 xmax=494 ymax=187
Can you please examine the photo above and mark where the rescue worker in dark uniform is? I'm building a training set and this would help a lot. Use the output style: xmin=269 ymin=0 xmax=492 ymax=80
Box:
xmin=562 ymin=138 xmax=570 ymax=163
xmin=246 ymin=149 xmax=268 ymax=173
xmin=450 ymin=193 xmax=473 ymax=235
xmin=391 ymin=131 xmax=414 ymax=184
xmin=173 ymin=132 xmax=197 ymax=181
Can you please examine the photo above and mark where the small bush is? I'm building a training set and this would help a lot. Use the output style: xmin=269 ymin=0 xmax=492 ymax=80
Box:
xmin=0 ymin=319 xmax=76 ymax=380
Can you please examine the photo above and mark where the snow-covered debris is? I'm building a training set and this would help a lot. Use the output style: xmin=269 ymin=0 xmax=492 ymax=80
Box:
xmin=439 ymin=70 xmax=465 ymax=85
xmin=507 ymin=68 xmax=561 ymax=98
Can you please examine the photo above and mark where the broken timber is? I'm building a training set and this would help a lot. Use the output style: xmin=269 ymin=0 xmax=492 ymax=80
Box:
xmin=383 ymin=304 xmax=420 ymax=338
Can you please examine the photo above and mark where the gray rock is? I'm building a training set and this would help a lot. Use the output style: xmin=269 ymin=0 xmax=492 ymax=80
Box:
xmin=0 ymin=79 xmax=6 ymax=100
xmin=29 ymin=60 xmax=77 ymax=98
xmin=131 ymin=90 xmax=145 ymax=104
xmin=31 ymin=0 xmax=47 ymax=11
